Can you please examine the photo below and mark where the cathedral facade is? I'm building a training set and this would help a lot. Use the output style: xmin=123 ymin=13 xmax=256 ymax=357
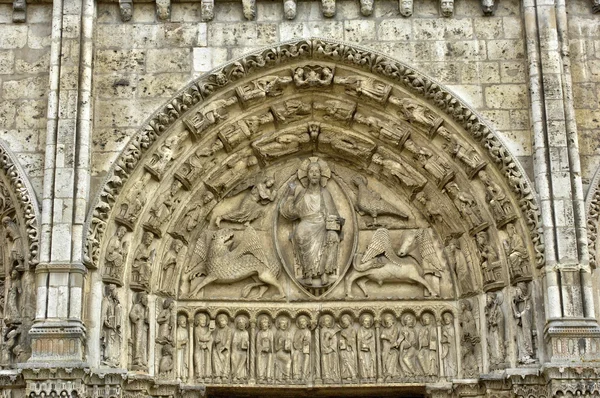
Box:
xmin=0 ymin=0 xmax=600 ymax=396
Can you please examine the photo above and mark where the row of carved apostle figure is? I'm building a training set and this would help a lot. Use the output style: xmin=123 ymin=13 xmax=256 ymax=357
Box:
xmin=153 ymin=310 xmax=459 ymax=384
xmin=101 ymin=287 xmax=536 ymax=377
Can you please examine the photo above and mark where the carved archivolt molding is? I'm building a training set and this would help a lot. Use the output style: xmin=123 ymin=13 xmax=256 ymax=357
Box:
xmin=84 ymin=39 xmax=543 ymax=272
xmin=586 ymin=166 xmax=600 ymax=269
xmin=0 ymin=139 xmax=41 ymax=368
xmin=0 ymin=140 xmax=40 ymax=268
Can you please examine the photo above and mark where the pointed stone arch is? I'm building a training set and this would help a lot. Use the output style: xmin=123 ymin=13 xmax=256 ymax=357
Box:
xmin=84 ymin=39 xmax=545 ymax=379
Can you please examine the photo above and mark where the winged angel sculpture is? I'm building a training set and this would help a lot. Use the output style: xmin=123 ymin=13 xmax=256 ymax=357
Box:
xmin=182 ymin=226 xmax=285 ymax=299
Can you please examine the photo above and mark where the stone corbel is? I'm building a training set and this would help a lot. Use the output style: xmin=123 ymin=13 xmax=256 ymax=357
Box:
xmin=201 ymin=0 xmax=214 ymax=21
xmin=119 ymin=0 xmax=133 ymax=22
xmin=321 ymin=0 xmax=335 ymax=17
xmin=12 ymin=0 xmax=26 ymax=22
xmin=440 ymin=0 xmax=454 ymax=17
xmin=283 ymin=0 xmax=296 ymax=19
xmin=156 ymin=0 xmax=171 ymax=20
xmin=242 ymin=0 xmax=256 ymax=20
xmin=481 ymin=0 xmax=496 ymax=16
xmin=399 ymin=0 xmax=413 ymax=17
xmin=359 ymin=0 xmax=373 ymax=16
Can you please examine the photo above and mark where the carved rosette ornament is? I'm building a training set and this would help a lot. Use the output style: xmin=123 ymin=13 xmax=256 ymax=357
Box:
xmin=85 ymin=40 xmax=544 ymax=389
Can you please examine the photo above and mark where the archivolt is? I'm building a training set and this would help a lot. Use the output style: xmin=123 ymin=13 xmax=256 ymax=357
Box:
xmin=585 ymin=166 xmax=600 ymax=268
xmin=0 ymin=139 xmax=40 ymax=267
xmin=83 ymin=38 xmax=544 ymax=276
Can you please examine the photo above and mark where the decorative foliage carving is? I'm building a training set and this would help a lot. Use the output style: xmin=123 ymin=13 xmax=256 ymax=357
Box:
xmin=0 ymin=141 xmax=40 ymax=268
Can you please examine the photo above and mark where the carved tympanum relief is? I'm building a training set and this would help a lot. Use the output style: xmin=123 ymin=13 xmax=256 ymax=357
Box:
xmin=89 ymin=45 xmax=541 ymax=386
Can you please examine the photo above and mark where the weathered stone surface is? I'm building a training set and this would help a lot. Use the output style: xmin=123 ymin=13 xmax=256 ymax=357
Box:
xmin=1 ymin=0 xmax=599 ymax=396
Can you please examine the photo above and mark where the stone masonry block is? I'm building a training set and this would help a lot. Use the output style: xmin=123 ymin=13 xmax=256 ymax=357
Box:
xmin=0 ymin=51 xmax=15 ymax=75
xmin=0 ymin=129 xmax=40 ymax=152
xmin=2 ymin=76 xmax=48 ymax=100
xmin=213 ymin=1 xmax=245 ymax=21
xmin=137 ymin=73 xmax=190 ymax=98
xmin=209 ymin=23 xmax=259 ymax=46
xmin=256 ymin=1 xmax=284 ymax=21
xmin=15 ymin=100 xmax=47 ymax=129
xmin=374 ymin=0 xmax=398 ymax=18
xmin=502 ymin=17 xmax=523 ymax=39
xmin=461 ymin=61 xmax=500 ymax=84
xmin=96 ymin=3 xmax=120 ymax=23
xmin=0 ymin=26 xmax=28 ymax=49
xmin=500 ymin=61 xmax=526 ymax=83
xmin=96 ymin=24 xmax=159 ymax=48
xmin=15 ymin=50 xmax=50 ymax=74
xmin=198 ymin=23 xmax=208 ymax=47
xmin=473 ymin=17 xmax=503 ymax=40
xmin=0 ymin=101 xmax=17 ymax=128
xmin=573 ymin=83 xmax=598 ymax=109
xmin=500 ymin=130 xmax=533 ymax=157
xmin=27 ymin=4 xmax=53 ymax=23
xmin=131 ymin=3 xmax=157 ymax=23
xmin=95 ymin=49 xmax=146 ymax=74
xmin=157 ymin=24 xmax=200 ymax=47
xmin=94 ymin=99 xmax=163 ymax=128
xmin=146 ymin=48 xmax=192 ymax=73
xmin=171 ymin=2 xmax=203 ymax=22
xmin=344 ymin=20 xmax=376 ymax=43
xmin=230 ymin=47 xmax=264 ymax=59
xmin=94 ymin=74 xmax=139 ymax=99
xmin=448 ymin=84 xmax=483 ymax=108
xmin=487 ymin=39 xmax=525 ymax=60
xmin=378 ymin=19 xmax=412 ymax=41
xmin=280 ymin=22 xmax=309 ymax=41
xmin=485 ymin=84 xmax=528 ymax=109
xmin=414 ymin=62 xmax=460 ymax=83
xmin=92 ymin=128 xmax=135 ymax=153
xmin=193 ymin=47 xmax=228 ymax=73
xmin=336 ymin=0 xmax=361 ymax=19
xmin=444 ymin=40 xmax=486 ymax=60
xmin=305 ymin=21 xmax=344 ymax=41
xmin=28 ymin=24 xmax=52 ymax=49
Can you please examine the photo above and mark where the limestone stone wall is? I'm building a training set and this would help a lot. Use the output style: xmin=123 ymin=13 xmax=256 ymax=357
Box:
xmin=568 ymin=0 xmax=600 ymax=190
xmin=92 ymin=0 xmax=532 ymax=200
xmin=0 ymin=3 xmax=52 ymax=198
